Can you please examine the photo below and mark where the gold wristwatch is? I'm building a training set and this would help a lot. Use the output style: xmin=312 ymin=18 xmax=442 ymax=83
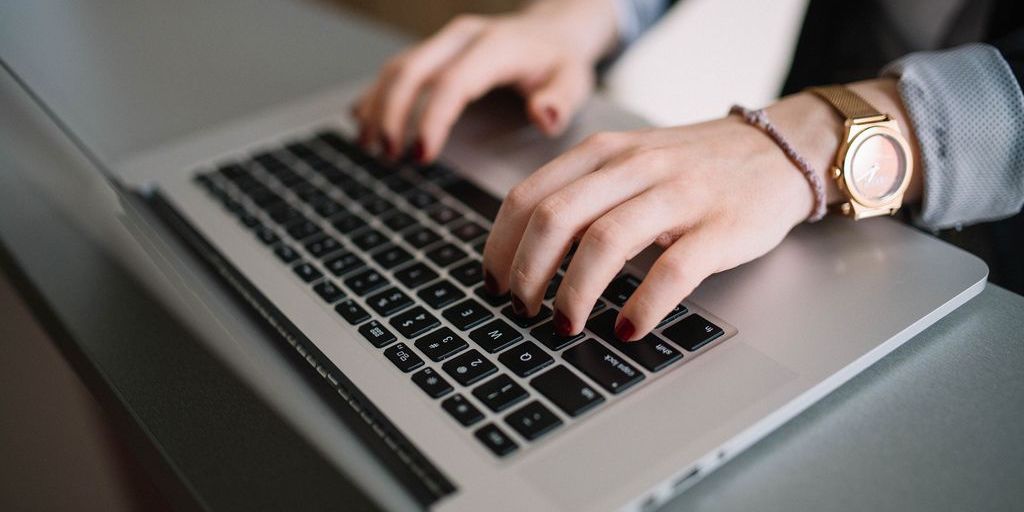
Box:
xmin=808 ymin=85 xmax=913 ymax=220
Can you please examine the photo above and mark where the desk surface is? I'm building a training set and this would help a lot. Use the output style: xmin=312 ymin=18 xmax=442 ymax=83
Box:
xmin=2 ymin=1 xmax=1023 ymax=511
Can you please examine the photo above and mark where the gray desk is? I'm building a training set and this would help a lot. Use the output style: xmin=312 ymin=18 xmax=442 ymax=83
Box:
xmin=1 ymin=1 xmax=1022 ymax=510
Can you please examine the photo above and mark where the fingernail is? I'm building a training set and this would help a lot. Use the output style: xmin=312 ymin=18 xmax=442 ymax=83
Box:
xmin=554 ymin=309 xmax=572 ymax=336
xmin=379 ymin=136 xmax=393 ymax=158
xmin=411 ymin=139 xmax=426 ymax=163
xmin=544 ymin=106 xmax=559 ymax=128
xmin=484 ymin=270 xmax=499 ymax=295
xmin=614 ymin=317 xmax=636 ymax=342
xmin=511 ymin=295 xmax=526 ymax=316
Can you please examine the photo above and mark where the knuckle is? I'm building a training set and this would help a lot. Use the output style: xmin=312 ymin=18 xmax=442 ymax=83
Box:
xmin=504 ymin=183 xmax=534 ymax=213
xmin=582 ymin=217 xmax=626 ymax=254
xmin=449 ymin=13 xmax=486 ymax=31
xmin=581 ymin=131 xmax=622 ymax=153
xmin=532 ymin=195 xmax=570 ymax=234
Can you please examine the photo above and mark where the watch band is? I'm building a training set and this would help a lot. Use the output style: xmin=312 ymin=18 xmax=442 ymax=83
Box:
xmin=807 ymin=85 xmax=881 ymax=120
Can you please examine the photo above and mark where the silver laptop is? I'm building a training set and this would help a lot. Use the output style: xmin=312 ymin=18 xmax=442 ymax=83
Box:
xmin=4 ymin=39 xmax=987 ymax=512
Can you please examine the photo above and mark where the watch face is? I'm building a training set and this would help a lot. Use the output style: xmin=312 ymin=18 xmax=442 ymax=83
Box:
xmin=849 ymin=133 xmax=907 ymax=200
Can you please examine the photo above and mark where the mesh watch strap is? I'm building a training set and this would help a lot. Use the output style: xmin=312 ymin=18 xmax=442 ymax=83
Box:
xmin=807 ymin=85 xmax=881 ymax=120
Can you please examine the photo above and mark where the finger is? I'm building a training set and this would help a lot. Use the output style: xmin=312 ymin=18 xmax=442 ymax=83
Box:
xmin=555 ymin=186 xmax=703 ymax=335
xmin=371 ymin=17 xmax=487 ymax=159
xmin=508 ymin=152 xmax=670 ymax=317
xmin=482 ymin=131 xmax=632 ymax=295
xmin=616 ymin=226 xmax=719 ymax=341
xmin=526 ymin=61 xmax=594 ymax=136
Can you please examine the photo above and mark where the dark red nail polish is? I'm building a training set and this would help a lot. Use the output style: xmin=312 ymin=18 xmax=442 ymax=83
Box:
xmin=357 ymin=128 xmax=370 ymax=147
xmin=553 ymin=309 xmax=572 ymax=336
xmin=614 ymin=317 xmax=636 ymax=342
xmin=544 ymin=106 xmax=559 ymax=127
xmin=483 ymin=270 xmax=499 ymax=294
xmin=511 ymin=295 xmax=526 ymax=316
xmin=380 ymin=136 xmax=393 ymax=158
xmin=411 ymin=139 xmax=426 ymax=163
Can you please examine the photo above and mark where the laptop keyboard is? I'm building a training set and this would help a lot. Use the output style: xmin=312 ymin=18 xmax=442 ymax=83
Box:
xmin=191 ymin=129 xmax=728 ymax=458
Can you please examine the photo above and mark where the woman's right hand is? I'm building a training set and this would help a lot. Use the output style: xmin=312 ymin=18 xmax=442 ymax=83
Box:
xmin=352 ymin=0 xmax=620 ymax=163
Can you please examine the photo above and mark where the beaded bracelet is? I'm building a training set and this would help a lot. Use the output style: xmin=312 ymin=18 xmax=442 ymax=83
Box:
xmin=729 ymin=105 xmax=827 ymax=222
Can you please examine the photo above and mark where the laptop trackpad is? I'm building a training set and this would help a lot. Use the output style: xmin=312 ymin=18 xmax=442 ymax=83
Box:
xmin=522 ymin=340 xmax=797 ymax=510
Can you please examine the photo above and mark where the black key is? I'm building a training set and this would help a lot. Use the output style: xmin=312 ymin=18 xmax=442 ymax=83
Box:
xmin=498 ymin=341 xmax=554 ymax=378
xmin=371 ymin=244 xmax=413 ymax=270
xmin=382 ymin=211 xmax=417 ymax=232
xmin=366 ymin=287 xmax=414 ymax=316
xmin=414 ymin=327 xmax=468 ymax=362
xmin=587 ymin=310 xmax=682 ymax=372
xmin=428 ymin=205 xmax=460 ymax=225
xmin=505 ymin=401 xmax=562 ymax=441
xmin=405 ymin=190 xmax=438 ymax=208
xmin=469 ymin=319 xmax=522 ymax=353
xmin=394 ymin=262 xmax=438 ymax=290
xmin=382 ymin=174 xmax=415 ymax=194
xmin=502 ymin=304 xmax=552 ymax=329
xmin=474 ymin=286 xmax=510 ymax=308
xmin=442 ymin=178 xmax=502 ymax=221
xmin=358 ymin=320 xmax=396 ymax=347
xmin=313 ymin=279 xmax=346 ymax=303
xmin=332 ymin=213 xmax=368 ymax=234
xmin=405 ymin=226 xmax=441 ymax=249
xmin=248 ymin=188 xmax=283 ymax=209
xmin=442 ymin=349 xmax=497 ymax=386
xmin=418 ymin=163 xmax=456 ymax=182
xmin=443 ymin=299 xmax=493 ymax=330
xmin=449 ymin=220 xmax=487 ymax=242
xmin=475 ymin=424 xmax=518 ymax=457
xmin=472 ymin=374 xmax=528 ymax=412
xmin=267 ymin=204 xmax=303 ymax=225
xmin=417 ymin=280 xmax=465 ymax=309
xmin=238 ymin=210 xmax=260 ymax=228
xmin=545 ymin=274 xmax=562 ymax=300
xmin=344 ymin=268 xmax=389 ymax=296
xmin=531 ymin=365 xmax=604 ymax=417
xmin=323 ymin=251 xmax=365 ymax=276
xmin=449 ymin=260 xmax=484 ymax=287
xmin=662 ymin=314 xmax=724 ymax=352
xmin=383 ymin=343 xmax=424 ymax=373
xmin=563 ymin=339 xmax=644 ymax=394
xmin=590 ymin=300 xmax=607 ymax=316
xmin=442 ymin=394 xmax=484 ymax=427
xmin=602 ymin=274 xmax=641 ymax=306
xmin=426 ymin=243 xmax=467 ymax=268
xmin=530 ymin=321 xmax=585 ymax=351
xmin=412 ymin=368 xmax=453 ymax=398
xmin=304 ymin=235 xmax=343 ymax=258
xmin=657 ymin=303 xmax=689 ymax=328
xmin=312 ymin=197 xmax=347 ymax=218
xmin=292 ymin=262 xmax=323 ymax=283
xmin=274 ymin=244 xmax=300 ymax=263
xmin=253 ymin=152 xmax=287 ymax=171
xmin=337 ymin=178 xmax=372 ymax=199
xmin=255 ymin=225 xmax=280 ymax=245
xmin=360 ymin=194 xmax=394 ymax=215
xmin=351 ymin=228 xmax=388 ymax=251
xmin=218 ymin=163 xmax=246 ymax=180
xmin=390 ymin=306 xmax=441 ymax=339
xmin=560 ymin=244 xmax=577 ymax=271
xmin=336 ymin=299 xmax=370 ymax=325
xmin=286 ymin=219 xmax=323 ymax=241
xmin=472 ymin=239 xmax=486 ymax=255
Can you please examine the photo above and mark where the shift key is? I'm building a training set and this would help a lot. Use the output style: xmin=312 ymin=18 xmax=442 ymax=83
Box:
xmin=563 ymin=339 xmax=644 ymax=394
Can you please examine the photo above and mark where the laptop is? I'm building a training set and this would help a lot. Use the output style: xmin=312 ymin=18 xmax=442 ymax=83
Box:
xmin=2 ymin=20 xmax=988 ymax=512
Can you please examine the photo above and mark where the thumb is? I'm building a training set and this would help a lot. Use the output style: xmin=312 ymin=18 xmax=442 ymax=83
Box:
xmin=526 ymin=62 xmax=594 ymax=136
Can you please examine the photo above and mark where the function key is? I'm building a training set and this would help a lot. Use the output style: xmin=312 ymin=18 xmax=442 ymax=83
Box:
xmin=502 ymin=304 xmax=552 ymax=329
xmin=335 ymin=299 xmax=371 ymax=325
xmin=563 ymin=339 xmax=644 ymax=394
xmin=529 ymin=320 xmax=585 ymax=351
xmin=449 ymin=260 xmax=484 ymax=287
xmin=442 ymin=349 xmax=497 ymax=386
xmin=602 ymin=274 xmax=641 ymax=306
xmin=285 ymin=219 xmax=323 ymax=241
xmin=587 ymin=310 xmax=682 ymax=372
xmin=498 ymin=341 xmax=554 ymax=378
xmin=443 ymin=299 xmax=494 ymax=330
xmin=417 ymin=280 xmax=465 ymax=309
xmin=304 ymin=235 xmax=343 ymax=258
xmin=332 ymin=213 xmax=368 ymax=234
xmin=428 ymin=205 xmax=460 ymax=225
xmin=425 ymin=243 xmax=467 ymax=268
xmin=530 ymin=365 xmax=604 ymax=417
xmin=351 ymin=228 xmax=388 ymax=251
xmin=472 ymin=374 xmax=528 ymax=412
xmin=394 ymin=262 xmax=439 ymax=290
xmin=366 ymin=287 xmax=414 ymax=316
xmin=255 ymin=225 xmax=280 ymax=245
xmin=382 ymin=211 xmax=417 ymax=232
xmin=442 ymin=394 xmax=484 ymax=427
xmin=414 ymin=327 xmax=468 ymax=361
xmin=359 ymin=194 xmax=394 ymax=215
xmin=390 ymin=306 xmax=441 ymax=339
xmin=505 ymin=401 xmax=562 ymax=441
xmin=405 ymin=226 xmax=441 ymax=249
xmin=344 ymin=268 xmax=389 ymax=296
xmin=449 ymin=221 xmax=487 ymax=242
xmin=405 ymin=190 xmax=438 ymax=208
xmin=313 ymin=280 xmax=346 ymax=303
xmin=383 ymin=342 xmax=424 ymax=373
xmin=312 ymin=197 xmax=347 ymax=218
xmin=371 ymin=244 xmax=413 ymax=270
xmin=475 ymin=424 xmax=518 ymax=457
xmin=292 ymin=262 xmax=323 ymax=283
xmin=267 ymin=204 xmax=303 ymax=225
xmin=218 ymin=163 xmax=247 ymax=180
xmin=469 ymin=319 xmax=522 ymax=353
xmin=358 ymin=320 xmax=396 ymax=348
xmin=662 ymin=314 xmax=724 ymax=352
xmin=411 ymin=368 xmax=453 ymax=399
xmin=323 ymin=251 xmax=365 ymax=276
xmin=274 ymin=243 xmax=300 ymax=263
xmin=474 ymin=286 xmax=510 ymax=308
xmin=238 ymin=211 xmax=260 ymax=228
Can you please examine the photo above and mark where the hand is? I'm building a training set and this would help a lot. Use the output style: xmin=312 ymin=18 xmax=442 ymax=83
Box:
xmin=352 ymin=0 xmax=619 ymax=162
xmin=482 ymin=81 xmax=922 ymax=342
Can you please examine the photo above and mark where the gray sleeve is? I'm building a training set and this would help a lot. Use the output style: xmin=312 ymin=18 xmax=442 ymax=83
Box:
xmin=614 ymin=0 xmax=672 ymax=46
xmin=882 ymin=44 xmax=1024 ymax=231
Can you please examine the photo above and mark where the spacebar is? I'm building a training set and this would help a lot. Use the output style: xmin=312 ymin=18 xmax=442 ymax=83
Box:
xmin=442 ymin=178 xmax=502 ymax=221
